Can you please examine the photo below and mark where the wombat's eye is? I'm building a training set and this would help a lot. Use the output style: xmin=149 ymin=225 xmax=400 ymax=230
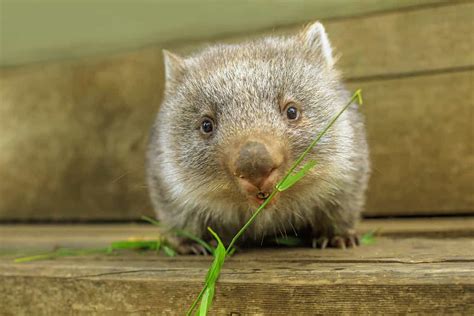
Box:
xmin=285 ymin=103 xmax=300 ymax=121
xmin=286 ymin=107 xmax=298 ymax=120
xmin=200 ymin=118 xmax=214 ymax=135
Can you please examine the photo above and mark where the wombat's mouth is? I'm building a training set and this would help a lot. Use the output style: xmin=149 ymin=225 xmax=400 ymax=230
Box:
xmin=246 ymin=190 xmax=276 ymax=207
xmin=256 ymin=191 xmax=270 ymax=200
xmin=237 ymin=171 xmax=279 ymax=206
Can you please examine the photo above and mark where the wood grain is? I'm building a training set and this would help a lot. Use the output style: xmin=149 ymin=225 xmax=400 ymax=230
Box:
xmin=1 ymin=218 xmax=473 ymax=251
xmin=349 ymin=70 xmax=474 ymax=215
xmin=0 ymin=220 xmax=473 ymax=314
xmin=328 ymin=1 xmax=474 ymax=79
xmin=181 ymin=1 xmax=474 ymax=79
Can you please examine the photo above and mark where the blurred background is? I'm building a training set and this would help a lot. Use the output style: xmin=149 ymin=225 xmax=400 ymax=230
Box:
xmin=0 ymin=0 xmax=472 ymax=222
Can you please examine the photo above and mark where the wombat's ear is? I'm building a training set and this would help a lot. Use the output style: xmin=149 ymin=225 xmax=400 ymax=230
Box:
xmin=299 ymin=22 xmax=334 ymax=67
xmin=163 ymin=50 xmax=185 ymax=86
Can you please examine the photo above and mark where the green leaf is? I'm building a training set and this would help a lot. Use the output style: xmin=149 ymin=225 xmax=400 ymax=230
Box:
xmin=141 ymin=215 xmax=214 ymax=255
xmin=14 ymin=253 xmax=58 ymax=263
xmin=187 ymin=227 xmax=226 ymax=316
xmin=141 ymin=215 xmax=161 ymax=226
xmin=354 ymin=88 xmax=363 ymax=105
xmin=198 ymin=282 xmax=215 ymax=315
xmin=197 ymin=228 xmax=226 ymax=315
xmin=274 ymin=236 xmax=303 ymax=246
xmin=14 ymin=248 xmax=107 ymax=263
xmin=360 ymin=230 xmax=377 ymax=245
xmin=277 ymin=160 xmax=317 ymax=191
xmin=226 ymin=246 xmax=236 ymax=257
xmin=162 ymin=245 xmax=177 ymax=257
xmin=110 ymin=240 xmax=159 ymax=251
xmin=174 ymin=229 xmax=214 ymax=256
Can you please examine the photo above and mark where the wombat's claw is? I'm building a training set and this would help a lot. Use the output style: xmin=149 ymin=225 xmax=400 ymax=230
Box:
xmin=175 ymin=242 xmax=211 ymax=256
xmin=312 ymin=234 xmax=359 ymax=249
xmin=312 ymin=237 xmax=329 ymax=249
xmin=190 ymin=244 xmax=211 ymax=256
xmin=331 ymin=234 xmax=359 ymax=249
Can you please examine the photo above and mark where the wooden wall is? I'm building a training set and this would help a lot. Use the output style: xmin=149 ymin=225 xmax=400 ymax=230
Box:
xmin=330 ymin=2 xmax=474 ymax=215
xmin=0 ymin=1 xmax=472 ymax=220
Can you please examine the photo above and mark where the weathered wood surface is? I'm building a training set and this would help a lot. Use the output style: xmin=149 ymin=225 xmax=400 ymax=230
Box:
xmin=0 ymin=2 xmax=473 ymax=221
xmin=328 ymin=1 xmax=474 ymax=79
xmin=1 ymin=0 xmax=450 ymax=67
xmin=1 ymin=218 xmax=473 ymax=251
xmin=351 ymin=70 xmax=474 ymax=216
xmin=0 ymin=219 xmax=473 ymax=314
xmin=1 ymin=261 xmax=472 ymax=315
xmin=197 ymin=1 xmax=474 ymax=79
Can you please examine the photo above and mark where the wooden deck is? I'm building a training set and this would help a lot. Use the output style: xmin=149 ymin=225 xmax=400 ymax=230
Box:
xmin=1 ymin=218 xmax=473 ymax=314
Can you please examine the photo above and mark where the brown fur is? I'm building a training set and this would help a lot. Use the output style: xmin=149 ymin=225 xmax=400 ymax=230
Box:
xmin=147 ymin=22 xmax=370 ymax=252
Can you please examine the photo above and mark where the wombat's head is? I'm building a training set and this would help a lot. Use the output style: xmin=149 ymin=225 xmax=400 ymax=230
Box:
xmin=151 ymin=22 xmax=354 ymax=213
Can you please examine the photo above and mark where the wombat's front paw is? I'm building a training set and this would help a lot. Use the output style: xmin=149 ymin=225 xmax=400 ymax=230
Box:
xmin=311 ymin=233 xmax=359 ymax=249
xmin=165 ymin=236 xmax=213 ymax=256
xmin=173 ymin=242 xmax=212 ymax=256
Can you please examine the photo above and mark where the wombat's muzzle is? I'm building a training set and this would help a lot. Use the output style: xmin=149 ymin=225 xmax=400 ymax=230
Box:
xmin=231 ymin=140 xmax=284 ymax=201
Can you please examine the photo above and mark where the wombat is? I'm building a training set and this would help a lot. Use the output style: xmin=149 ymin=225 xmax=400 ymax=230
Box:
xmin=147 ymin=22 xmax=370 ymax=254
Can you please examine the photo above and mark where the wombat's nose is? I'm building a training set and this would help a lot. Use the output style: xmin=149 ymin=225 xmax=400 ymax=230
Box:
xmin=234 ymin=141 xmax=277 ymax=189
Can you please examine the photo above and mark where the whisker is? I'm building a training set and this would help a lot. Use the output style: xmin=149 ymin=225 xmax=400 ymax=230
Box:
xmin=111 ymin=172 xmax=129 ymax=183
xmin=293 ymin=210 xmax=305 ymax=221
xmin=288 ymin=220 xmax=298 ymax=237
xmin=276 ymin=213 xmax=288 ymax=239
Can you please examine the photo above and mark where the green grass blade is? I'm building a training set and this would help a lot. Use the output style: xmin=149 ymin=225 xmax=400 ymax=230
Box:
xmin=226 ymin=247 xmax=236 ymax=256
xmin=205 ymin=228 xmax=226 ymax=280
xmin=110 ymin=240 xmax=159 ymax=251
xmin=174 ymin=229 xmax=214 ymax=255
xmin=141 ymin=215 xmax=214 ymax=255
xmin=188 ymin=227 xmax=226 ymax=316
xmin=360 ymin=229 xmax=379 ymax=245
xmin=198 ymin=285 xmax=215 ymax=315
xmin=14 ymin=248 xmax=108 ymax=263
xmin=198 ymin=228 xmax=225 ymax=315
xmin=14 ymin=253 xmax=59 ymax=263
xmin=187 ymin=285 xmax=208 ymax=316
xmin=355 ymin=88 xmax=363 ymax=105
xmin=274 ymin=236 xmax=303 ymax=246
xmin=162 ymin=245 xmax=177 ymax=257
xmin=15 ymin=239 xmax=167 ymax=263
xmin=277 ymin=90 xmax=363 ymax=190
xmin=141 ymin=215 xmax=161 ymax=226
xmin=276 ymin=160 xmax=317 ymax=191
xmin=225 ymin=189 xmax=278 ymax=255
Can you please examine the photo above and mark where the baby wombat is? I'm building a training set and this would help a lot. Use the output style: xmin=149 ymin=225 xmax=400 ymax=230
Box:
xmin=147 ymin=22 xmax=370 ymax=254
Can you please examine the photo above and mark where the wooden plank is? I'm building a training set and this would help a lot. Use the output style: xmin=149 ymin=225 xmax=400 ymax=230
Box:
xmin=0 ymin=0 xmax=450 ymax=66
xmin=1 ymin=218 xmax=473 ymax=252
xmin=357 ymin=217 xmax=474 ymax=237
xmin=2 ymin=236 xmax=473 ymax=265
xmin=0 ymin=50 xmax=161 ymax=221
xmin=1 ymin=264 xmax=472 ymax=314
xmin=179 ymin=1 xmax=474 ymax=78
xmin=349 ymin=70 xmax=474 ymax=216
xmin=328 ymin=1 xmax=474 ymax=78
xmin=0 ymin=221 xmax=473 ymax=314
